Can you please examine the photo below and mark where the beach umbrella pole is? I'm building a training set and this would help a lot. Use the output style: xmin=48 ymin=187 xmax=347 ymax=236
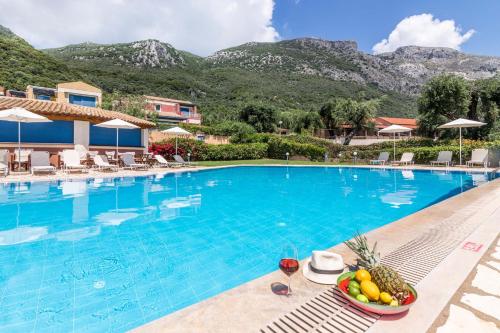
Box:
xmin=116 ymin=128 xmax=119 ymax=160
xmin=459 ymin=127 xmax=462 ymax=165
xmin=18 ymin=121 xmax=21 ymax=171
xmin=175 ymin=137 xmax=178 ymax=155
xmin=393 ymin=133 xmax=396 ymax=161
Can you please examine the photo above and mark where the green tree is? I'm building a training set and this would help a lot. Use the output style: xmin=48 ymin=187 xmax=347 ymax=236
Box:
xmin=319 ymin=99 xmax=345 ymax=137
xmin=102 ymin=92 xmax=158 ymax=124
xmin=469 ymin=77 xmax=500 ymax=139
xmin=239 ymin=104 xmax=278 ymax=133
xmin=417 ymin=74 xmax=471 ymax=137
xmin=342 ymin=99 xmax=378 ymax=145
xmin=319 ymin=98 xmax=378 ymax=145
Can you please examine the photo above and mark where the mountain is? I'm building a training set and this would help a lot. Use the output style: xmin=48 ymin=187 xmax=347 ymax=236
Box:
xmin=1 ymin=24 xmax=499 ymax=120
xmin=207 ymin=38 xmax=500 ymax=95
xmin=0 ymin=26 xmax=79 ymax=90
xmin=44 ymin=39 xmax=202 ymax=68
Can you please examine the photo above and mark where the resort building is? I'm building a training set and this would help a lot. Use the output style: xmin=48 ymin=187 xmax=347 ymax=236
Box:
xmin=144 ymin=95 xmax=201 ymax=125
xmin=0 ymin=95 xmax=155 ymax=156
xmin=374 ymin=117 xmax=418 ymax=133
xmin=26 ymin=81 xmax=102 ymax=107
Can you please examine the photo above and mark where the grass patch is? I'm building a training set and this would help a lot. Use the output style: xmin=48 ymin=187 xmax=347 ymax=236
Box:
xmin=195 ymin=159 xmax=350 ymax=166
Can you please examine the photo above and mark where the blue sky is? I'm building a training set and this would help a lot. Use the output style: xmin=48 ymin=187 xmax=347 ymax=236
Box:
xmin=273 ymin=0 xmax=500 ymax=56
xmin=0 ymin=0 xmax=498 ymax=56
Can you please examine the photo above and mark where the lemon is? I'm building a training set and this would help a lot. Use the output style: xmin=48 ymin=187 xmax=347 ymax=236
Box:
xmin=379 ymin=292 xmax=392 ymax=304
xmin=355 ymin=269 xmax=371 ymax=283
xmin=360 ymin=280 xmax=380 ymax=301
xmin=390 ymin=299 xmax=399 ymax=307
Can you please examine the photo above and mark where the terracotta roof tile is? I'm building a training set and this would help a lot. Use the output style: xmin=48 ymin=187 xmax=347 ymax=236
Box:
xmin=144 ymin=95 xmax=195 ymax=106
xmin=0 ymin=97 xmax=155 ymax=128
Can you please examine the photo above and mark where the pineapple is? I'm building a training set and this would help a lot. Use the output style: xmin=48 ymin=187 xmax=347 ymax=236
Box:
xmin=345 ymin=233 xmax=410 ymax=302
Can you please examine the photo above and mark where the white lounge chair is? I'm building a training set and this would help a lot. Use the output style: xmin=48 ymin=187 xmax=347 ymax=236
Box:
xmin=74 ymin=144 xmax=89 ymax=161
xmin=0 ymin=149 xmax=9 ymax=176
xmin=30 ymin=151 xmax=56 ymax=175
xmin=120 ymin=153 xmax=148 ymax=170
xmin=62 ymin=150 xmax=88 ymax=173
xmin=173 ymin=154 xmax=194 ymax=167
xmin=370 ymin=152 xmax=389 ymax=165
xmin=466 ymin=149 xmax=488 ymax=168
xmin=430 ymin=151 xmax=453 ymax=167
xmin=392 ymin=152 xmax=414 ymax=166
xmin=14 ymin=149 xmax=32 ymax=171
xmin=154 ymin=155 xmax=181 ymax=168
xmin=93 ymin=155 xmax=119 ymax=172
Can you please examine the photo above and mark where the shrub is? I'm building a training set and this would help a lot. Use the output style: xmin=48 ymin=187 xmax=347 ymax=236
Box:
xmin=204 ymin=143 xmax=268 ymax=160
xmin=150 ymin=138 xmax=208 ymax=160
xmin=267 ymin=137 xmax=326 ymax=161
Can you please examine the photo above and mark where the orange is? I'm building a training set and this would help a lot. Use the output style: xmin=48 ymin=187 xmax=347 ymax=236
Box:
xmin=355 ymin=269 xmax=371 ymax=283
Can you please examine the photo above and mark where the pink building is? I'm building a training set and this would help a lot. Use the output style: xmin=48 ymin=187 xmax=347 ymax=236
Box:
xmin=144 ymin=95 xmax=201 ymax=125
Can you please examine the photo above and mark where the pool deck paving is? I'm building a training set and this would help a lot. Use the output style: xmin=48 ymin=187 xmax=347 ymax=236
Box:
xmin=129 ymin=166 xmax=500 ymax=333
xmin=1 ymin=163 xmax=499 ymax=332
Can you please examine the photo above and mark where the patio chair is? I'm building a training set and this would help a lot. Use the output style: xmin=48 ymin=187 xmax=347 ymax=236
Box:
xmin=14 ymin=149 xmax=32 ymax=171
xmin=62 ymin=150 xmax=88 ymax=173
xmin=120 ymin=153 xmax=148 ymax=170
xmin=173 ymin=154 xmax=195 ymax=167
xmin=154 ymin=155 xmax=181 ymax=168
xmin=370 ymin=152 xmax=389 ymax=165
xmin=466 ymin=149 xmax=488 ymax=168
xmin=430 ymin=151 xmax=453 ymax=167
xmin=30 ymin=151 xmax=56 ymax=175
xmin=93 ymin=155 xmax=119 ymax=172
xmin=0 ymin=149 xmax=9 ymax=176
xmin=392 ymin=152 xmax=414 ymax=166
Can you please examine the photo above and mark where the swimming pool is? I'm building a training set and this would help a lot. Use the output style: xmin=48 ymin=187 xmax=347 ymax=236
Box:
xmin=0 ymin=166 xmax=494 ymax=332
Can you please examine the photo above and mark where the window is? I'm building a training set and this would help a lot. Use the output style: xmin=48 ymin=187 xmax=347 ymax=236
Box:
xmin=180 ymin=106 xmax=191 ymax=117
xmin=69 ymin=94 xmax=97 ymax=107
xmin=155 ymin=104 xmax=161 ymax=112
xmin=36 ymin=95 xmax=51 ymax=101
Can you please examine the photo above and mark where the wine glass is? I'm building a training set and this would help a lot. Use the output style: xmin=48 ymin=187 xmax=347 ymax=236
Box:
xmin=279 ymin=243 xmax=299 ymax=296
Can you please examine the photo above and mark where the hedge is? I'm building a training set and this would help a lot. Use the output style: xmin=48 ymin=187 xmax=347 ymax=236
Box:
xmin=204 ymin=143 xmax=268 ymax=161
xmin=267 ymin=137 xmax=326 ymax=161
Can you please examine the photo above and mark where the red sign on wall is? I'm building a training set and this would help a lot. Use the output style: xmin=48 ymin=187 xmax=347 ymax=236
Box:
xmin=462 ymin=242 xmax=483 ymax=252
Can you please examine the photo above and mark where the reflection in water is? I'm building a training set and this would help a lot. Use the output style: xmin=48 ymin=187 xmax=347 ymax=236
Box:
xmin=0 ymin=226 xmax=48 ymax=245
xmin=401 ymin=170 xmax=414 ymax=180
xmin=381 ymin=190 xmax=417 ymax=208
xmin=95 ymin=211 xmax=140 ymax=226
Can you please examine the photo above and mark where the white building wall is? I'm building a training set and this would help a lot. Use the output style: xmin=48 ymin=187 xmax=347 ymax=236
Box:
xmin=74 ymin=121 xmax=90 ymax=148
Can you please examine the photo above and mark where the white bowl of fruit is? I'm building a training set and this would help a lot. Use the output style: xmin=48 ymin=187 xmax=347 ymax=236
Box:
xmin=337 ymin=234 xmax=417 ymax=315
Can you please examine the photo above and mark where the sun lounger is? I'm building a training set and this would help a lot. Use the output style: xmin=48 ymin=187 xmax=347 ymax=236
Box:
xmin=62 ymin=150 xmax=88 ymax=173
xmin=173 ymin=154 xmax=194 ymax=167
xmin=392 ymin=152 xmax=414 ymax=166
xmin=370 ymin=152 xmax=389 ymax=165
xmin=120 ymin=153 xmax=148 ymax=170
xmin=154 ymin=155 xmax=181 ymax=168
xmin=30 ymin=151 xmax=56 ymax=175
xmin=430 ymin=151 xmax=453 ymax=167
xmin=0 ymin=149 xmax=9 ymax=176
xmin=93 ymin=155 xmax=119 ymax=172
xmin=14 ymin=149 xmax=32 ymax=171
xmin=466 ymin=149 xmax=488 ymax=168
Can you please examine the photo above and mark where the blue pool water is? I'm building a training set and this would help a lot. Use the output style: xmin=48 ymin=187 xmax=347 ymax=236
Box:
xmin=0 ymin=166 xmax=494 ymax=332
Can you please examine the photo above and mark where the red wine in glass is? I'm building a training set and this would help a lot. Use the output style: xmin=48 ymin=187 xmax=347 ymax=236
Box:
xmin=279 ymin=244 xmax=299 ymax=295
xmin=279 ymin=258 xmax=299 ymax=276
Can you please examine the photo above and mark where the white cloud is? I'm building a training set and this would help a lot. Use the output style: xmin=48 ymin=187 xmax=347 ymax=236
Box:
xmin=372 ymin=13 xmax=475 ymax=54
xmin=0 ymin=0 xmax=279 ymax=56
